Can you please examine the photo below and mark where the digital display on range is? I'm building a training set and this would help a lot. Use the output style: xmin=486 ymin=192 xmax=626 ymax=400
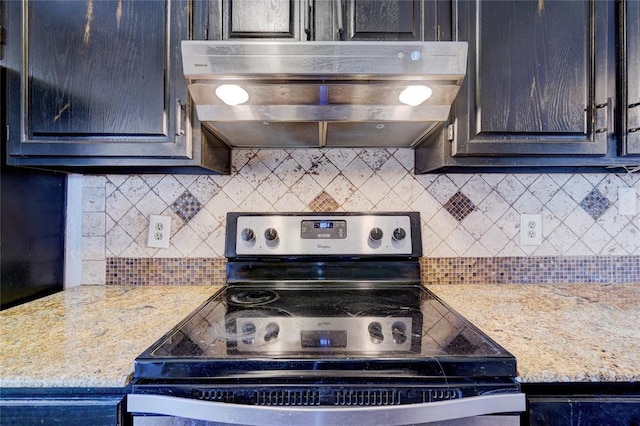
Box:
xmin=301 ymin=330 xmax=347 ymax=348
xmin=301 ymin=220 xmax=346 ymax=239
xmin=314 ymin=221 xmax=334 ymax=229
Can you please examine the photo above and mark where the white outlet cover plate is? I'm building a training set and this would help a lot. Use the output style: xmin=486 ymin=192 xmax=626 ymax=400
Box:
xmin=520 ymin=214 xmax=542 ymax=246
xmin=147 ymin=215 xmax=172 ymax=248
xmin=618 ymin=187 xmax=637 ymax=216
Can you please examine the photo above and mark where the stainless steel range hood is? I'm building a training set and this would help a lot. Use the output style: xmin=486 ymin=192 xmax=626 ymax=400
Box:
xmin=182 ymin=41 xmax=468 ymax=148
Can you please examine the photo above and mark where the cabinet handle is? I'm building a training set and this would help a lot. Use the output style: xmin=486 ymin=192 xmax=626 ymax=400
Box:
xmin=629 ymin=102 xmax=640 ymax=134
xmin=176 ymin=99 xmax=185 ymax=136
xmin=335 ymin=0 xmax=344 ymax=40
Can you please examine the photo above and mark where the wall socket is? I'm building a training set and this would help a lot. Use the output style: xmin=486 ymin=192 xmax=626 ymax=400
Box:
xmin=147 ymin=215 xmax=172 ymax=248
xmin=520 ymin=214 xmax=542 ymax=246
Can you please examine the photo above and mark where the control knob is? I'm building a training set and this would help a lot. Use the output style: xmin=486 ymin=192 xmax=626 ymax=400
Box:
xmin=241 ymin=322 xmax=256 ymax=345
xmin=368 ymin=321 xmax=384 ymax=344
xmin=264 ymin=322 xmax=280 ymax=343
xmin=369 ymin=227 xmax=383 ymax=242
xmin=240 ymin=228 xmax=255 ymax=242
xmin=264 ymin=228 xmax=279 ymax=246
xmin=392 ymin=228 xmax=406 ymax=241
xmin=392 ymin=321 xmax=407 ymax=344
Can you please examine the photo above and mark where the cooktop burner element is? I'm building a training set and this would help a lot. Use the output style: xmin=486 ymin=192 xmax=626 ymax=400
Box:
xmin=227 ymin=290 xmax=279 ymax=306
xmin=130 ymin=212 xmax=525 ymax=424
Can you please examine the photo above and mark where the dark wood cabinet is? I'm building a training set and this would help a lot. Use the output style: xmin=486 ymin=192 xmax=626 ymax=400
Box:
xmin=209 ymin=0 xmax=438 ymax=42
xmin=209 ymin=0 xmax=304 ymax=40
xmin=620 ymin=0 xmax=640 ymax=156
xmin=415 ymin=0 xmax=640 ymax=173
xmin=0 ymin=389 xmax=126 ymax=426
xmin=449 ymin=0 xmax=612 ymax=157
xmin=524 ymin=383 xmax=640 ymax=426
xmin=4 ymin=0 xmax=230 ymax=174
xmin=343 ymin=0 xmax=423 ymax=41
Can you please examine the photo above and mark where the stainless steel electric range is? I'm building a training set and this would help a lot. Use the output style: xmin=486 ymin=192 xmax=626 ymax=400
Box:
xmin=128 ymin=212 xmax=525 ymax=425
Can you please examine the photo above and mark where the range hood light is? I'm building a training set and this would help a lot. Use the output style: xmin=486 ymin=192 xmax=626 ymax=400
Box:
xmin=215 ymin=84 xmax=249 ymax=106
xmin=399 ymin=85 xmax=433 ymax=106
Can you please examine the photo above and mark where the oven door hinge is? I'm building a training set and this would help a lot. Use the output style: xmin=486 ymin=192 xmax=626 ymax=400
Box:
xmin=447 ymin=124 xmax=454 ymax=141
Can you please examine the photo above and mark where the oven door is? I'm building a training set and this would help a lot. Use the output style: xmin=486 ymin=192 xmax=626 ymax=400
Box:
xmin=128 ymin=393 xmax=526 ymax=425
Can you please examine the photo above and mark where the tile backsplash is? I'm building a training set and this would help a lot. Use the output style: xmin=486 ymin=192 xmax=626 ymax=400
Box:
xmin=81 ymin=148 xmax=640 ymax=285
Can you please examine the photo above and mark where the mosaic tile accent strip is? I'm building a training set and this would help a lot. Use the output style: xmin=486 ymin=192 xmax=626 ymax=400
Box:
xmin=171 ymin=190 xmax=203 ymax=223
xmin=106 ymin=257 xmax=226 ymax=286
xmin=443 ymin=191 xmax=476 ymax=222
xmin=105 ymin=255 xmax=640 ymax=286
xmin=580 ymin=188 xmax=611 ymax=220
xmin=420 ymin=256 xmax=640 ymax=285
xmin=308 ymin=191 xmax=340 ymax=212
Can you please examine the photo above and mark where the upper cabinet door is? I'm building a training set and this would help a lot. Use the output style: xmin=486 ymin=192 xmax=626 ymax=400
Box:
xmin=210 ymin=0 xmax=303 ymax=40
xmin=6 ymin=0 xmax=190 ymax=158
xmin=451 ymin=0 xmax=613 ymax=157
xmin=342 ymin=0 xmax=423 ymax=41
xmin=621 ymin=0 xmax=640 ymax=155
xmin=210 ymin=1 xmax=433 ymax=42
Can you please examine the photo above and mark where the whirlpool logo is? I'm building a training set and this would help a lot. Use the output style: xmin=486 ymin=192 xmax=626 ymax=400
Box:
xmin=317 ymin=244 xmax=331 ymax=249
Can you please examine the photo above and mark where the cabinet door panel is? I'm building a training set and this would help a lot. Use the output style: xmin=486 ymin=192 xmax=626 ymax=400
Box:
xmin=7 ymin=0 xmax=189 ymax=158
xmin=28 ymin=1 xmax=165 ymax=136
xmin=223 ymin=0 xmax=300 ymax=39
xmin=345 ymin=0 xmax=422 ymax=41
xmin=452 ymin=0 xmax=612 ymax=157
xmin=478 ymin=2 xmax=586 ymax=134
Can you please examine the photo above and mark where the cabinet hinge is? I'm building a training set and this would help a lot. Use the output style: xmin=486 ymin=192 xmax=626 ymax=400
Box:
xmin=0 ymin=25 xmax=5 ymax=60
xmin=629 ymin=102 xmax=640 ymax=134
xmin=447 ymin=124 xmax=454 ymax=141
xmin=594 ymin=101 xmax=610 ymax=135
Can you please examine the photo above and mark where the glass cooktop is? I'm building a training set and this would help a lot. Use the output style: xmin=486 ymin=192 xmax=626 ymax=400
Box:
xmin=139 ymin=284 xmax=510 ymax=361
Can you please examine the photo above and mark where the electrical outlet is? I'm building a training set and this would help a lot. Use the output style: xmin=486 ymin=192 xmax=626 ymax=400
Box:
xmin=520 ymin=214 xmax=542 ymax=246
xmin=147 ymin=215 xmax=171 ymax=248
xmin=618 ymin=187 xmax=637 ymax=216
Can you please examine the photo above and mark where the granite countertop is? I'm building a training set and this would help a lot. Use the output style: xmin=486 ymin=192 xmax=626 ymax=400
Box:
xmin=1 ymin=283 xmax=638 ymax=389
xmin=0 ymin=285 xmax=217 ymax=388
xmin=427 ymin=283 xmax=640 ymax=383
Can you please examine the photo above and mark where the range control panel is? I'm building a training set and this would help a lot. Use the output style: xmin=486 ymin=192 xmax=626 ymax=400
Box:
xmin=230 ymin=213 xmax=417 ymax=256
xmin=232 ymin=316 xmax=414 ymax=354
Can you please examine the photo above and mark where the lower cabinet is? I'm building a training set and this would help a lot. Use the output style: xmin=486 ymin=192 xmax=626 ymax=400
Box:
xmin=0 ymin=388 xmax=128 ymax=426
xmin=524 ymin=383 xmax=640 ymax=426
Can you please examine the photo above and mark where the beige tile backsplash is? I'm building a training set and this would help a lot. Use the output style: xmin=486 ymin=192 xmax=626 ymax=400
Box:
xmin=81 ymin=148 xmax=640 ymax=285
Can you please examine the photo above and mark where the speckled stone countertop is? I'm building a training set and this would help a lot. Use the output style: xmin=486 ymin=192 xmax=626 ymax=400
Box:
xmin=428 ymin=283 xmax=640 ymax=383
xmin=1 ymin=284 xmax=638 ymax=389
xmin=0 ymin=285 xmax=217 ymax=388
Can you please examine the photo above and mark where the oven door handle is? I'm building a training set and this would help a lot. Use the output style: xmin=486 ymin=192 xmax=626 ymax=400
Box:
xmin=128 ymin=393 xmax=526 ymax=425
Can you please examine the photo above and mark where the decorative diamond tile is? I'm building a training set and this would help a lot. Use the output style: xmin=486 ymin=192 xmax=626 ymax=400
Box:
xmin=359 ymin=149 xmax=391 ymax=170
xmin=580 ymin=188 xmax=611 ymax=220
xmin=171 ymin=190 xmax=203 ymax=223
xmin=427 ymin=175 xmax=459 ymax=205
xmin=443 ymin=191 xmax=476 ymax=222
xmin=308 ymin=191 xmax=339 ymax=212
